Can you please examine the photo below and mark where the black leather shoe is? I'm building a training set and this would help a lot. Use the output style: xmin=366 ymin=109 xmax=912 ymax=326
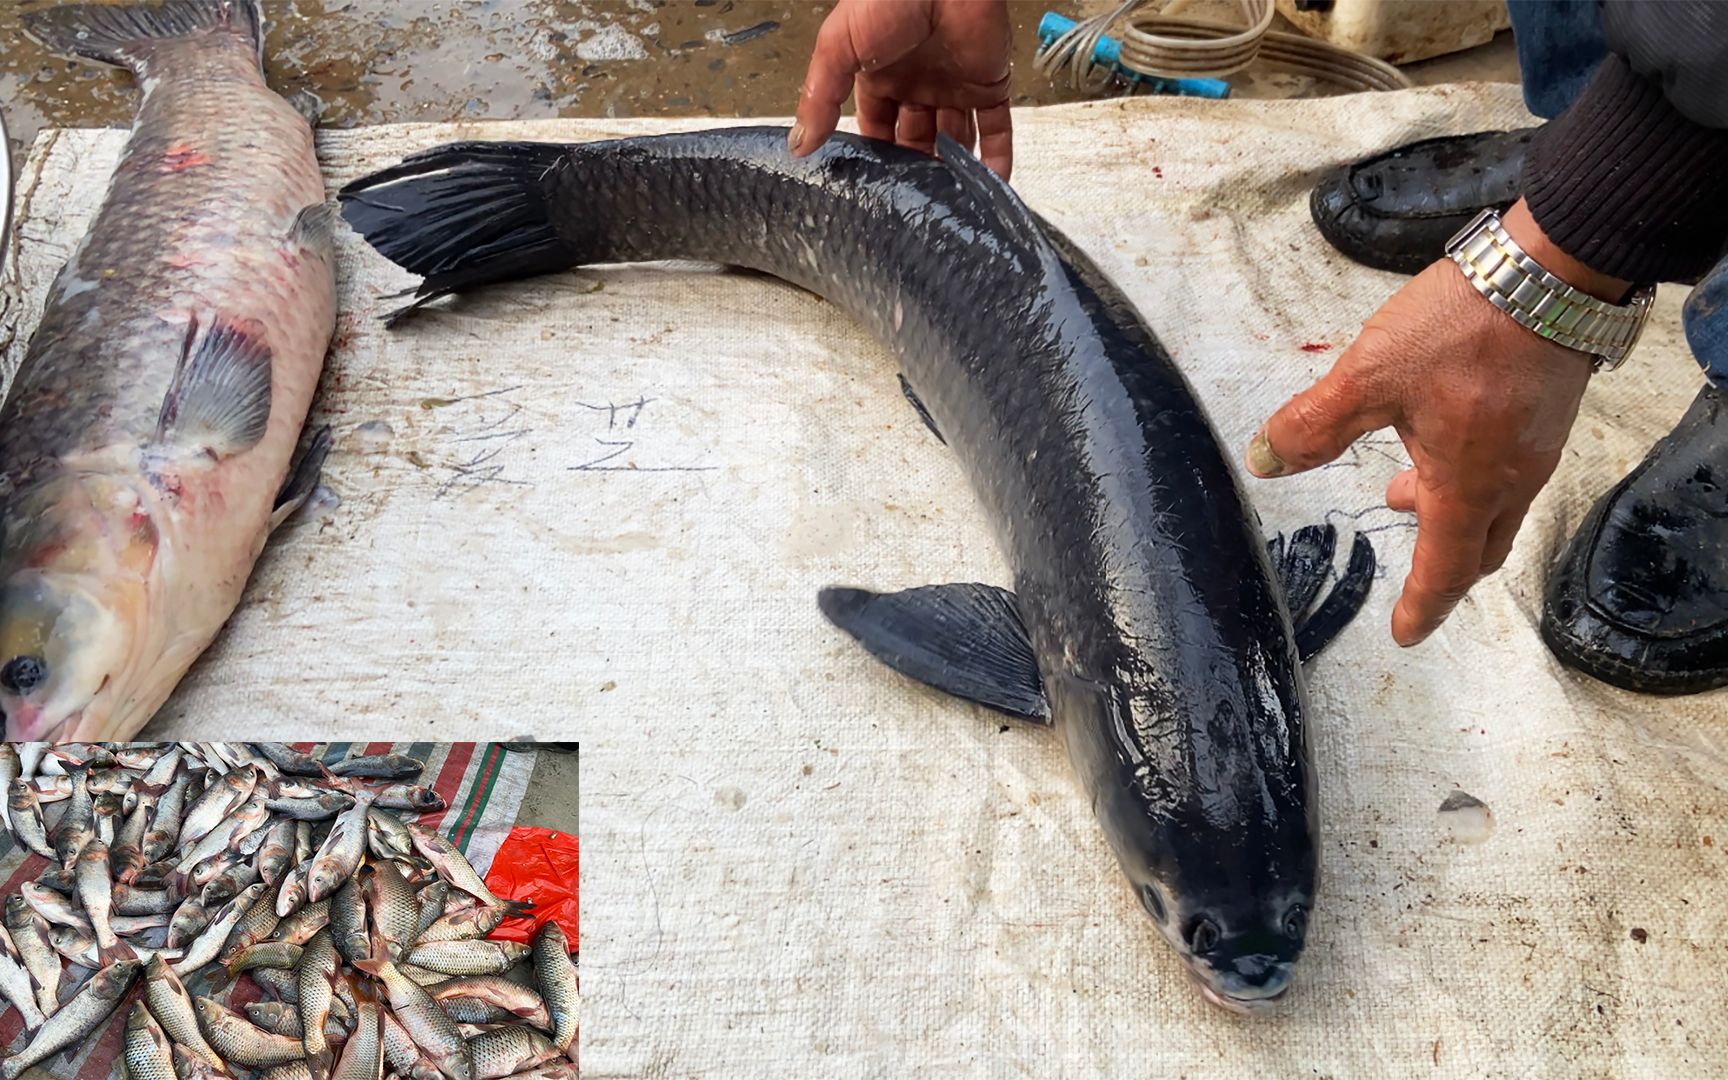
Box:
xmin=1309 ymin=128 xmax=1535 ymax=275
xmin=1542 ymin=384 xmax=1728 ymax=695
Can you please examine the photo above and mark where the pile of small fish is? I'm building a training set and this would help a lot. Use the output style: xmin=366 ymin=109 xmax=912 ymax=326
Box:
xmin=0 ymin=744 xmax=578 ymax=1079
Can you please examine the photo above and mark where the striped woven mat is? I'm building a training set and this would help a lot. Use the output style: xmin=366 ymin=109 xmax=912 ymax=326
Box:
xmin=0 ymin=742 xmax=543 ymax=1079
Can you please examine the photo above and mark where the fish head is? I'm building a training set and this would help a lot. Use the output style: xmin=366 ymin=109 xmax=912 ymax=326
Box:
xmin=1056 ymin=671 xmax=1316 ymax=1015
xmin=0 ymin=568 xmax=135 ymax=740
xmin=307 ymin=858 xmax=350 ymax=902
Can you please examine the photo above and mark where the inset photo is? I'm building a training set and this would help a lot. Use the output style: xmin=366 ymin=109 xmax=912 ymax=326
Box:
xmin=0 ymin=741 xmax=578 ymax=1078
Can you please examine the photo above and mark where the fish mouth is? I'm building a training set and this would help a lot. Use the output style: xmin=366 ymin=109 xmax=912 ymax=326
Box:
xmin=1195 ymin=978 xmax=1291 ymax=1015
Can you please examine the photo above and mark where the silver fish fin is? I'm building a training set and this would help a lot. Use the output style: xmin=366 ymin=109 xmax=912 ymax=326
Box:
xmin=270 ymin=426 xmax=333 ymax=531
xmin=21 ymin=0 xmax=263 ymax=73
xmin=896 ymin=375 xmax=945 ymax=446
xmin=154 ymin=314 xmax=274 ymax=460
xmin=289 ymin=203 xmax=338 ymax=257
xmin=818 ymin=583 xmax=1052 ymax=724
xmin=934 ymin=133 xmax=1056 ymax=265
xmin=1265 ymin=526 xmax=1375 ymax=662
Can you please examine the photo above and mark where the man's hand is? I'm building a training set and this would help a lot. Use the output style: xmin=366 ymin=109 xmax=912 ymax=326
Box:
xmin=789 ymin=0 xmax=1013 ymax=178
xmin=1247 ymin=199 xmax=1631 ymax=647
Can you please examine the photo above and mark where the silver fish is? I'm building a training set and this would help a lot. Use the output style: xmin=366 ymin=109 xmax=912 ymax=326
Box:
xmin=374 ymin=784 xmax=446 ymax=813
xmin=227 ymin=941 xmax=303 ymax=975
xmin=22 ymin=880 xmax=92 ymax=932
xmin=0 ymin=744 xmax=17 ymax=830
xmin=294 ymin=820 xmax=313 ymax=865
xmin=258 ymin=818 xmax=298 ymax=887
xmin=467 ymin=1026 xmax=559 ymax=1080
xmin=0 ymin=0 xmax=336 ymax=743
xmin=124 ymin=1001 xmax=178 ymax=1080
xmin=109 ymin=912 xmax=171 ymax=935
xmin=416 ymin=881 xmax=451 ymax=937
xmin=367 ymin=808 xmax=417 ymax=861
xmin=174 ymin=1045 xmax=236 ymax=1080
xmin=265 ymin=791 xmax=354 ymax=821
xmin=144 ymin=955 xmax=226 ymax=1070
xmin=182 ymin=765 xmax=259 ymax=846
xmin=417 ymin=904 xmax=512 ymax=945
xmin=328 ymin=754 xmax=423 ymax=780
xmin=7 ymin=779 xmax=55 ymax=858
xmin=0 ymin=958 xmax=139 ymax=1079
xmin=93 ymin=791 xmax=124 ymax=845
xmin=222 ymin=887 xmax=282 ymax=959
xmin=331 ymin=996 xmax=381 ymax=1080
xmin=329 ymin=872 xmax=370 ymax=966
xmin=140 ymin=746 xmax=186 ymax=786
xmin=49 ymin=767 xmax=93 ymax=866
xmin=276 ymin=859 xmax=314 ymax=917
xmin=0 ymin=943 xmax=46 ymax=1029
xmin=200 ymin=857 xmax=261 ymax=907
xmin=298 ymin=928 xmax=338 ymax=1074
xmin=17 ymin=743 xmax=46 ymax=781
xmin=381 ymin=1010 xmax=445 ymax=1080
xmin=113 ymin=882 xmax=177 ymax=916
xmin=533 ymin=922 xmax=578 ymax=1054
xmin=194 ymin=996 xmax=309 ymax=1067
xmin=406 ymin=824 xmax=520 ymax=910
xmin=111 ymin=778 xmax=164 ymax=880
xmin=367 ymin=859 xmax=420 ymax=962
xmin=168 ymin=895 xmax=215 ymax=948
xmin=428 ymin=977 xmax=551 ymax=1031
xmin=177 ymin=788 xmax=269 ymax=872
xmin=4 ymin=895 xmax=60 ymax=1015
xmin=404 ymin=940 xmax=531 ymax=977
xmin=173 ymin=881 xmax=267 ymax=976
xmin=358 ymin=955 xmax=473 ymax=1080
xmin=250 ymin=743 xmax=327 ymax=777
xmin=74 ymin=837 xmax=126 ymax=962
xmin=136 ymin=770 xmax=193 ymax=873
xmin=308 ymin=790 xmax=375 ymax=902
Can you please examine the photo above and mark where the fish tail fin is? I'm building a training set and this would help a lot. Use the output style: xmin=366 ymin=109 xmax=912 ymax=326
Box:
xmin=337 ymin=141 xmax=582 ymax=326
xmin=1267 ymin=526 xmax=1376 ymax=662
xmin=22 ymin=0 xmax=262 ymax=73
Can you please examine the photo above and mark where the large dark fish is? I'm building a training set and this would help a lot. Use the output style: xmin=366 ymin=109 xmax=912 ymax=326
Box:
xmin=339 ymin=128 xmax=1373 ymax=1010
xmin=0 ymin=0 xmax=337 ymax=741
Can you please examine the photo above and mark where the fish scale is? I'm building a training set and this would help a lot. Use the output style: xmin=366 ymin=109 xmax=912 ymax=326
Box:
xmin=122 ymin=1002 xmax=177 ymax=1080
xmin=143 ymin=955 xmax=224 ymax=1068
xmin=0 ymin=0 xmax=336 ymax=743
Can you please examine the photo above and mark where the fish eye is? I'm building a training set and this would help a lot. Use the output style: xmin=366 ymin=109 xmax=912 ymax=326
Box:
xmin=1283 ymin=905 xmax=1308 ymax=939
xmin=1189 ymin=917 xmax=1220 ymax=955
xmin=0 ymin=656 xmax=46 ymax=695
xmin=1138 ymin=883 xmax=1166 ymax=922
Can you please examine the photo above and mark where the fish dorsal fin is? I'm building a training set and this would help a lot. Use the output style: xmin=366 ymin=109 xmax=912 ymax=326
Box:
xmin=935 ymin=133 xmax=1058 ymax=265
xmin=154 ymin=315 xmax=274 ymax=459
xmin=819 ymin=582 xmax=1051 ymax=723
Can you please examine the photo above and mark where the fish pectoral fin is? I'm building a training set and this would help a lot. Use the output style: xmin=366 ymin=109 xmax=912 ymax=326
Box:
xmin=897 ymin=375 xmax=946 ymax=446
xmin=153 ymin=314 xmax=274 ymax=460
xmin=818 ymin=583 xmax=1051 ymax=724
xmin=1264 ymin=526 xmax=1376 ymax=662
xmin=289 ymin=203 xmax=338 ymax=257
xmin=269 ymin=426 xmax=334 ymax=532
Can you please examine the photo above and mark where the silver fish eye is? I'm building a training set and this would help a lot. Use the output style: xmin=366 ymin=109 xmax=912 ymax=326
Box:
xmin=0 ymin=655 xmax=46 ymax=695
xmin=1189 ymin=917 xmax=1220 ymax=955
xmin=1283 ymin=905 xmax=1308 ymax=939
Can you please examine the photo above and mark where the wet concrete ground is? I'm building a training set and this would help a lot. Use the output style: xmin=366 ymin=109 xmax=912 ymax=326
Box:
xmin=1 ymin=0 xmax=1519 ymax=156
xmin=520 ymin=746 xmax=581 ymax=832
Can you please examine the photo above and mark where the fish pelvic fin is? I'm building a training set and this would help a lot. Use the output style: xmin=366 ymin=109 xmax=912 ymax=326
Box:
xmin=22 ymin=0 xmax=262 ymax=74
xmin=270 ymin=426 xmax=333 ymax=531
xmin=337 ymin=141 xmax=581 ymax=326
xmin=1266 ymin=525 xmax=1376 ymax=662
xmin=154 ymin=314 xmax=274 ymax=460
xmin=819 ymin=583 xmax=1052 ymax=724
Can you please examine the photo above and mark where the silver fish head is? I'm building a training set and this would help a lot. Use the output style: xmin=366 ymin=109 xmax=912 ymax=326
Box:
xmin=306 ymin=859 xmax=351 ymax=902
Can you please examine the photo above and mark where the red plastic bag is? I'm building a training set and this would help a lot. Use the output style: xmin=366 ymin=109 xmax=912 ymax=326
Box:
xmin=483 ymin=826 xmax=579 ymax=949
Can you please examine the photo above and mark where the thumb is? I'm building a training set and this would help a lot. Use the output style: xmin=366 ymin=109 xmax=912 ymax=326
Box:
xmin=1247 ymin=364 xmax=1386 ymax=478
xmin=791 ymin=9 xmax=869 ymax=157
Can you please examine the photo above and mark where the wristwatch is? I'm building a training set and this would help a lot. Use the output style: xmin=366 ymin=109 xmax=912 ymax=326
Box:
xmin=1445 ymin=208 xmax=1654 ymax=372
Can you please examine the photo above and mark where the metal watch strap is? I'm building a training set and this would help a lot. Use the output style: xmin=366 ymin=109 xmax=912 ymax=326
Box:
xmin=1444 ymin=208 xmax=1654 ymax=372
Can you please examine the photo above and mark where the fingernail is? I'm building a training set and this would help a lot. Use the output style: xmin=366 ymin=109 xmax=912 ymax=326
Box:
xmin=787 ymin=122 xmax=805 ymax=154
xmin=1246 ymin=429 xmax=1288 ymax=478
